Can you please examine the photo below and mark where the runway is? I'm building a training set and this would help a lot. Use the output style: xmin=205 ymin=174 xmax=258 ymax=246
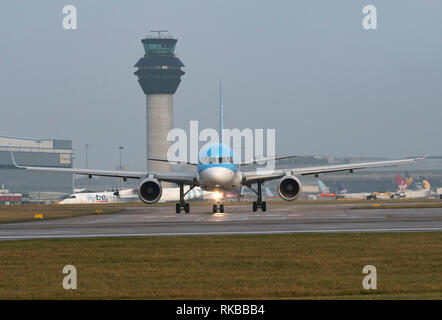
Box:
xmin=1 ymin=202 xmax=442 ymax=240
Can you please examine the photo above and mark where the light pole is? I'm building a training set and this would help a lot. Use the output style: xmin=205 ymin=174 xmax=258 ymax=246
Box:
xmin=118 ymin=146 xmax=124 ymax=189
xmin=84 ymin=144 xmax=89 ymax=168
xmin=84 ymin=144 xmax=89 ymax=190
xmin=36 ymin=140 xmax=42 ymax=200
xmin=118 ymin=146 xmax=124 ymax=170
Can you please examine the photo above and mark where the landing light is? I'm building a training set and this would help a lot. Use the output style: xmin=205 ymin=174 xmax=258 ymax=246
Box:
xmin=212 ymin=191 xmax=223 ymax=201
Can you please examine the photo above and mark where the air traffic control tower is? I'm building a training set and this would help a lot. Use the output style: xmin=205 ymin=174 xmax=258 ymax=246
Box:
xmin=134 ymin=31 xmax=185 ymax=172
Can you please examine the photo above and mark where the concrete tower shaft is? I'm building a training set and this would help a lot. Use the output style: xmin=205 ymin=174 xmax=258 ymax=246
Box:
xmin=134 ymin=33 xmax=185 ymax=171
xmin=146 ymin=94 xmax=173 ymax=173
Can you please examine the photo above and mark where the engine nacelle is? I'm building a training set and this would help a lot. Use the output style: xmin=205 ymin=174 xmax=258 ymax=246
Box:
xmin=277 ymin=176 xmax=302 ymax=201
xmin=138 ymin=178 xmax=162 ymax=204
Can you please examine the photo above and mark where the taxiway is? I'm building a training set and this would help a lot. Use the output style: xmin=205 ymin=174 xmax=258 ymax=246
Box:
xmin=0 ymin=202 xmax=441 ymax=240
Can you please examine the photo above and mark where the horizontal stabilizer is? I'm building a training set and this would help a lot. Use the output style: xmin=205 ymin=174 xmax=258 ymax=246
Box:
xmin=240 ymin=155 xmax=297 ymax=166
xmin=148 ymin=158 xmax=198 ymax=166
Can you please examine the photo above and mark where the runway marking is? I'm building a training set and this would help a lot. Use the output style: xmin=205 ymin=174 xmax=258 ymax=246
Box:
xmin=1 ymin=227 xmax=442 ymax=240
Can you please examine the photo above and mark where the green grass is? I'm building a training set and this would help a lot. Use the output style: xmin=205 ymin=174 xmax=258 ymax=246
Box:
xmin=0 ymin=232 xmax=440 ymax=299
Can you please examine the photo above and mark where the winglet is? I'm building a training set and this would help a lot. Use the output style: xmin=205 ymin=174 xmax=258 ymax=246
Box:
xmin=10 ymin=151 xmax=24 ymax=169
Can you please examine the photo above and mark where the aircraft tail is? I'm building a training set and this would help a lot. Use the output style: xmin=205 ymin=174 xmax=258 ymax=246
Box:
xmin=317 ymin=180 xmax=328 ymax=193
xmin=395 ymin=174 xmax=407 ymax=191
xmin=422 ymin=180 xmax=430 ymax=190
xmin=337 ymin=182 xmax=347 ymax=194
xmin=404 ymin=171 xmax=413 ymax=187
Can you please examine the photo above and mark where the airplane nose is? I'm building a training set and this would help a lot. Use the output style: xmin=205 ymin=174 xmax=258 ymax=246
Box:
xmin=201 ymin=167 xmax=234 ymax=187
xmin=209 ymin=168 xmax=232 ymax=183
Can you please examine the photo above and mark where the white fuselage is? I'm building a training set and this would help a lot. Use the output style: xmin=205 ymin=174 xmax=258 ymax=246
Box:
xmin=159 ymin=187 xmax=215 ymax=202
xmin=396 ymin=189 xmax=430 ymax=199
xmin=197 ymin=167 xmax=242 ymax=192
xmin=60 ymin=191 xmax=120 ymax=204
xmin=339 ymin=192 xmax=371 ymax=199
xmin=61 ymin=187 xmax=216 ymax=204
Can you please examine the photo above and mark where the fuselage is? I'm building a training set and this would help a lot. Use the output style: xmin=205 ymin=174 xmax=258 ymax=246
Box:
xmin=196 ymin=143 xmax=242 ymax=192
xmin=60 ymin=191 xmax=120 ymax=204
xmin=159 ymin=187 xmax=215 ymax=202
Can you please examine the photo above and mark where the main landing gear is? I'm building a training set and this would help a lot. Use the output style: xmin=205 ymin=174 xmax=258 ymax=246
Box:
xmin=212 ymin=201 xmax=224 ymax=213
xmin=176 ymin=184 xmax=193 ymax=214
xmin=251 ymin=181 xmax=267 ymax=212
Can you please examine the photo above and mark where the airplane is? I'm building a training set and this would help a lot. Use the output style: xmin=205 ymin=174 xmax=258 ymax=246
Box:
xmin=60 ymin=190 xmax=121 ymax=204
xmin=316 ymin=180 xmax=337 ymax=198
xmin=395 ymin=174 xmax=408 ymax=192
xmin=9 ymin=84 xmax=427 ymax=213
xmin=336 ymin=182 xmax=371 ymax=200
xmin=393 ymin=177 xmax=431 ymax=199
xmin=10 ymin=138 xmax=426 ymax=214
xmin=60 ymin=186 xmax=215 ymax=204
xmin=367 ymin=191 xmax=394 ymax=200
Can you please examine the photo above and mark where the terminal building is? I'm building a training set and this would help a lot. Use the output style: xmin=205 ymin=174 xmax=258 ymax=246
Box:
xmin=0 ymin=136 xmax=73 ymax=200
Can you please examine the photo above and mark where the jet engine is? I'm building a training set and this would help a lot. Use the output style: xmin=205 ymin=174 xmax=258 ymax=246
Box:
xmin=138 ymin=178 xmax=162 ymax=204
xmin=277 ymin=176 xmax=302 ymax=201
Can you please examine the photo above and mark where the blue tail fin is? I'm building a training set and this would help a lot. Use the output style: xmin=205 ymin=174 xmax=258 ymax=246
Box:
xmin=337 ymin=182 xmax=347 ymax=194
xmin=317 ymin=180 xmax=328 ymax=193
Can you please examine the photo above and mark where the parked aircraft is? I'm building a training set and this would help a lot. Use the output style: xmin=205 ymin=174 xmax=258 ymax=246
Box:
xmin=60 ymin=187 xmax=213 ymax=204
xmin=317 ymin=180 xmax=337 ymax=198
xmin=336 ymin=182 xmax=371 ymax=200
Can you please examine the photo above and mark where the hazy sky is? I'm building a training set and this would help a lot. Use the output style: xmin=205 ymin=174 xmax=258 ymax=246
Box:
xmin=1 ymin=1 xmax=441 ymax=170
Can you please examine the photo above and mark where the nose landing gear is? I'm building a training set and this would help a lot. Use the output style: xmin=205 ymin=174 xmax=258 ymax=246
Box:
xmin=212 ymin=202 xmax=224 ymax=213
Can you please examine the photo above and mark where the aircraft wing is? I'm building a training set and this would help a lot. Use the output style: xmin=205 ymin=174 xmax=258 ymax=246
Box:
xmin=239 ymin=155 xmax=298 ymax=166
xmin=11 ymin=152 xmax=198 ymax=185
xmin=242 ymin=157 xmax=424 ymax=184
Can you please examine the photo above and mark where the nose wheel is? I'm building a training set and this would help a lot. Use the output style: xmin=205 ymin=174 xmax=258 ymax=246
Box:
xmin=252 ymin=200 xmax=266 ymax=212
xmin=212 ymin=201 xmax=224 ymax=213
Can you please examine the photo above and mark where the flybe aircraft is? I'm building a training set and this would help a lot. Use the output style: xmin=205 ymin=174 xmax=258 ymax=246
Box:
xmin=60 ymin=187 xmax=214 ymax=204
xmin=60 ymin=190 xmax=121 ymax=204
xmin=10 ymin=87 xmax=426 ymax=213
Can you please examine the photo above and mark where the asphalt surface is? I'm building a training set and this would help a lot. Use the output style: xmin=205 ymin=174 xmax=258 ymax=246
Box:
xmin=1 ymin=202 xmax=442 ymax=240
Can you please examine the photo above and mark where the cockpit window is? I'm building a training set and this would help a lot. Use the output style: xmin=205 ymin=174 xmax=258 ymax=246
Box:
xmin=222 ymin=157 xmax=234 ymax=164
xmin=67 ymin=195 xmax=76 ymax=199
xmin=200 ymin=156 xmax=234 ymax=164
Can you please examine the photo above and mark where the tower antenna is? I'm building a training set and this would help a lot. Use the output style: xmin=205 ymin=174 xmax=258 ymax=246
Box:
xmin=150 ymin=30 xmax=168 ymax=38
